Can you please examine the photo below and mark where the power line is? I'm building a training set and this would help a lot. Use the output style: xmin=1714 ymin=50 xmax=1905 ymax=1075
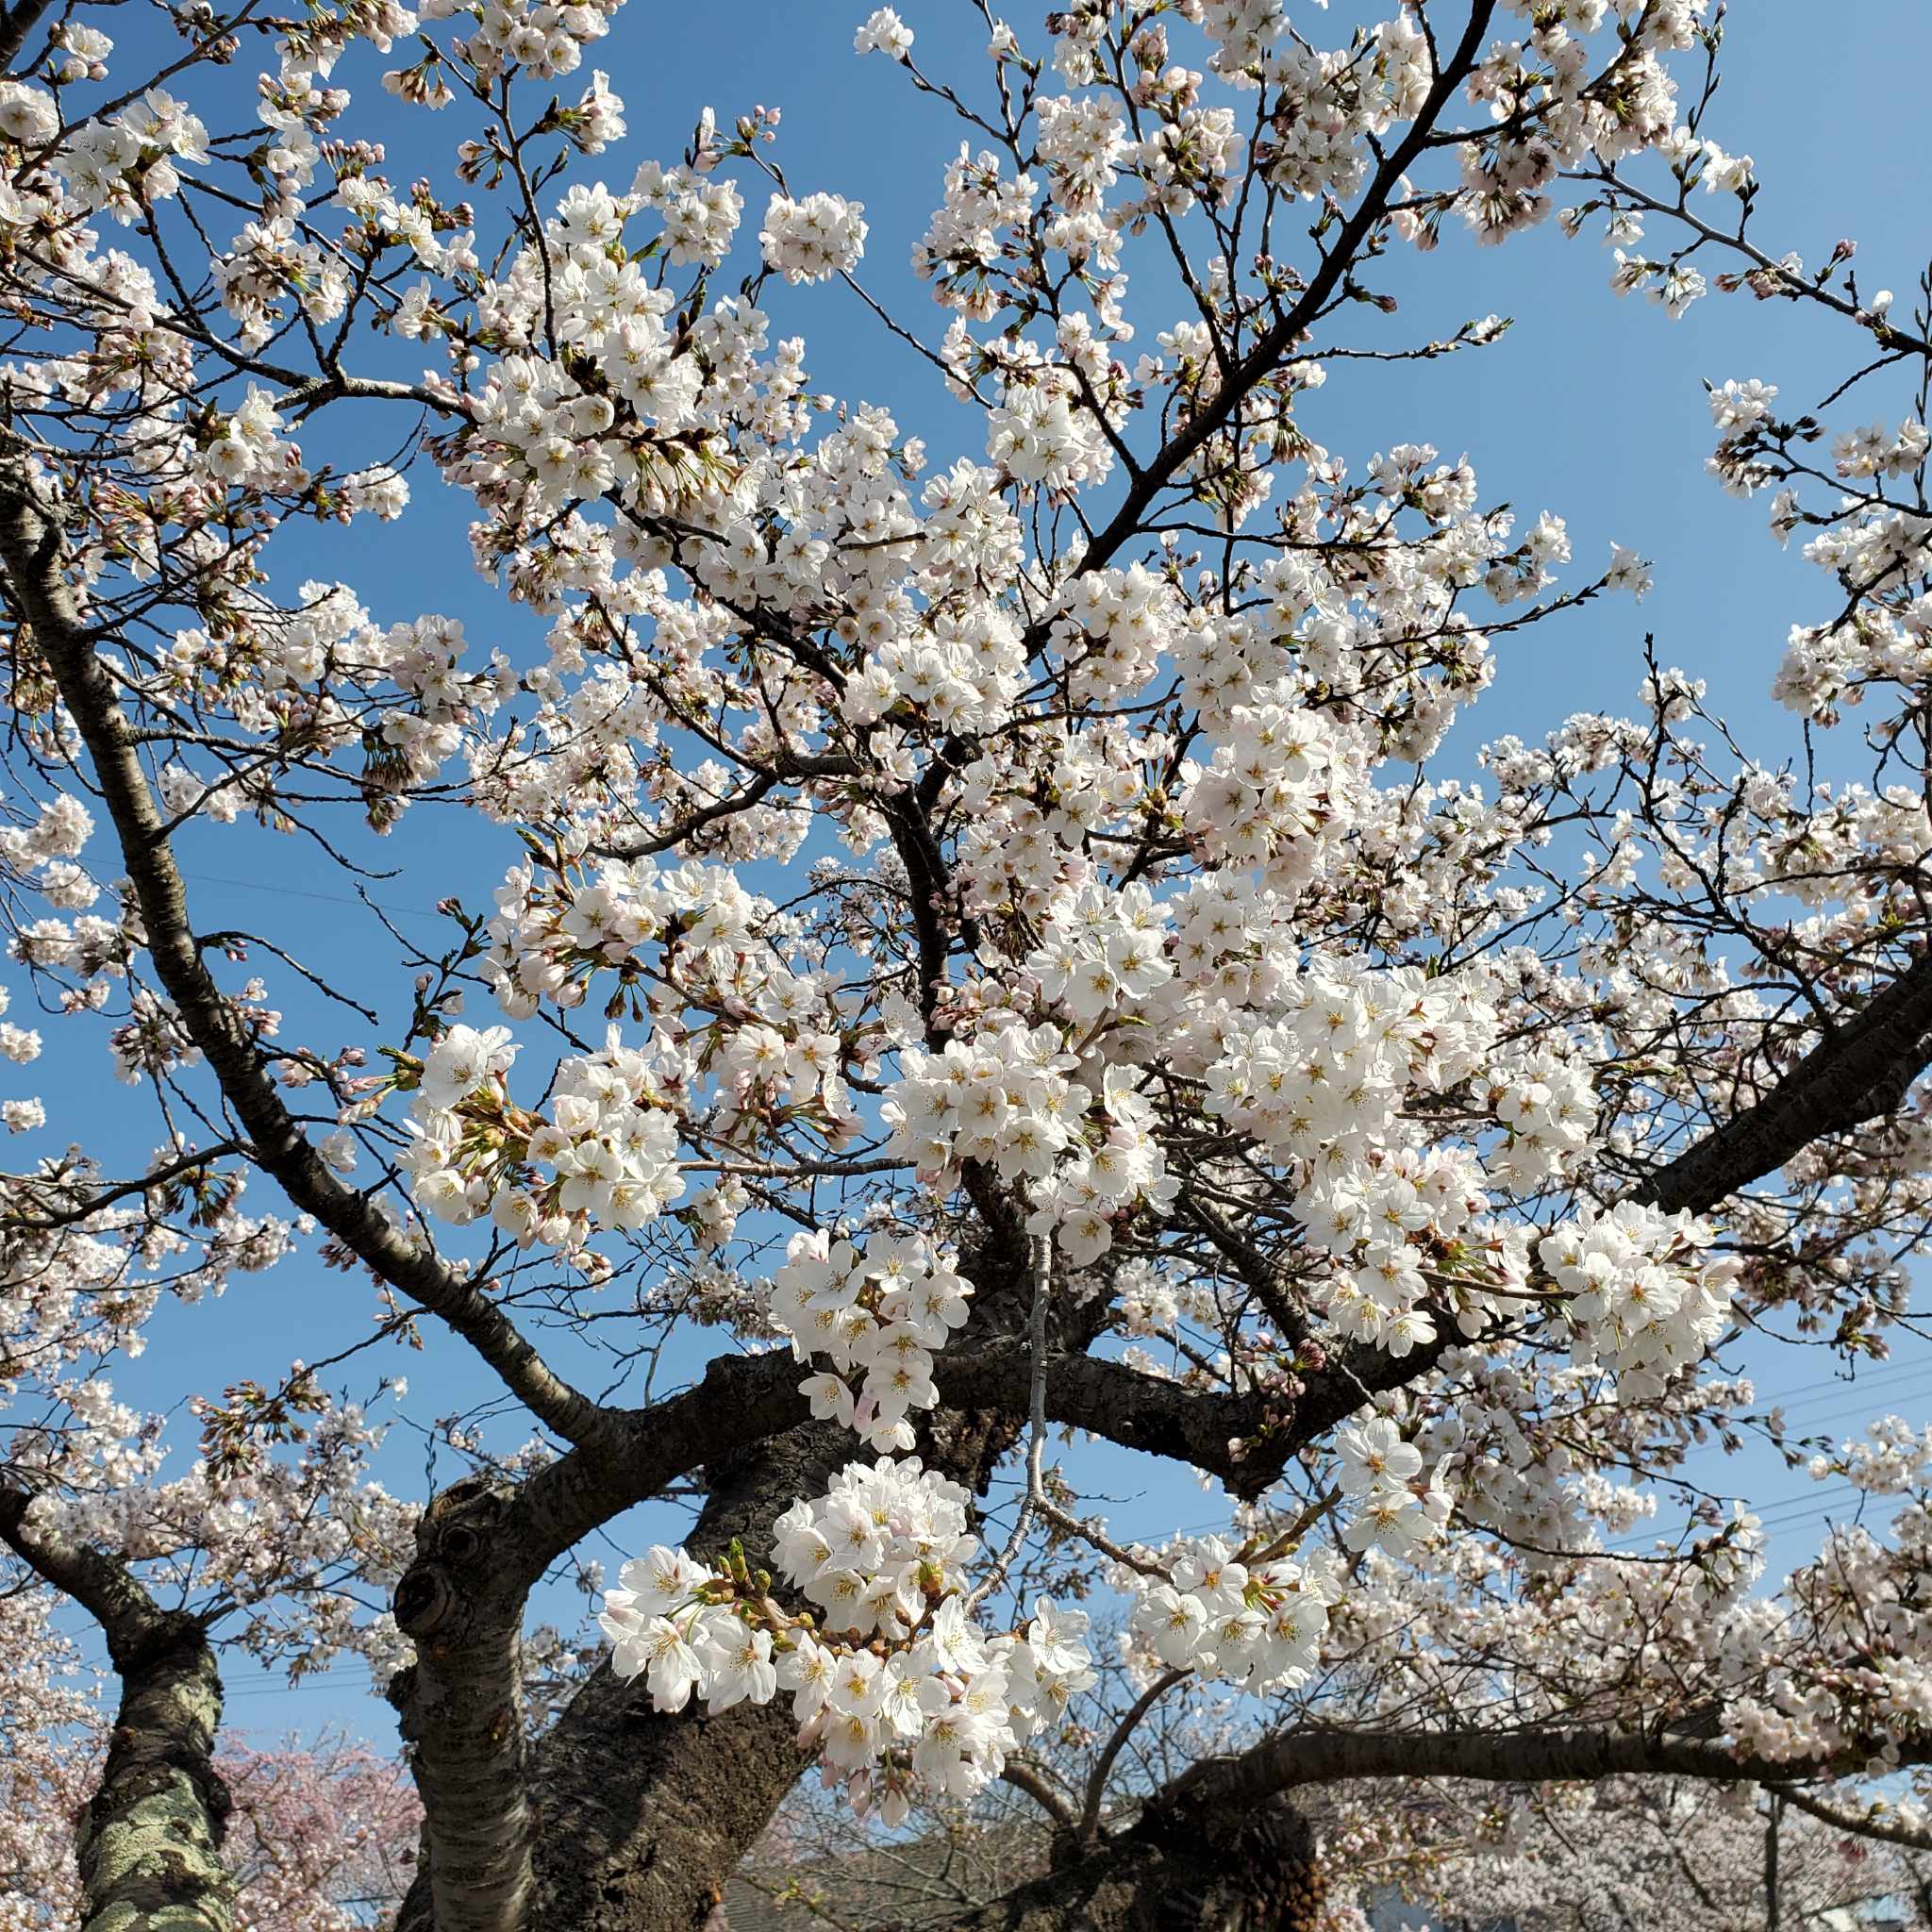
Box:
xmin=221 ymin=1670 xmax=382 ymax=1703
xmin=179 ymin=869 xmax=447 ymax=923
xmin=1762 ymin=1362 xmax=1927 ymax=1417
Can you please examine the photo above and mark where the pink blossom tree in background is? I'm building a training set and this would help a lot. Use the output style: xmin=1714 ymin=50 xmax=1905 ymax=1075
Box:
xmin=217 ymin=1736 xmax=422 ymax=1931
xmin=7 ymin=0 xmax=1932 ymax=1927
xmin=0 ymin=1587 xmax=108 ymax=1928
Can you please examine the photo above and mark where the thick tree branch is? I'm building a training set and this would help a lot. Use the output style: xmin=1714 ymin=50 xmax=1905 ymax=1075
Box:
xmin=512 ymin=1420 xmax=853 ymax=1932
xmin=376 ymin=1358 xmax=820 ymax=1932
xmin=1003 ymin=1760 xmax=1078 ymax=1833
xmin=377 ymin=1358 xmax=819 ymax=1932
xmin=941 ymin=1331 xmax=1441 ymax=1502
xmin=0 ymin=445 xmax=609 ymax=1451
xmin=1167 ymin=1723 xmax=1914 ymax=1813
xmin=1770 ymin=1780 xmax=1932 ymax=1853
xmin=499 ymin=1230 xmax=1038 ymax=1932
xmin=1636 ymin=948 xmax=1932 ymax=1213
xmin=506 ymin=1349 xmax=812 ymax=1568
xmin=0 ymin=0 xmax=51 ymax=75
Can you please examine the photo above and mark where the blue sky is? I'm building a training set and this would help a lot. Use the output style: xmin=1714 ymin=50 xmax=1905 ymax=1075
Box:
xmin=16 ymin=0 xmax=1932 ymax=1740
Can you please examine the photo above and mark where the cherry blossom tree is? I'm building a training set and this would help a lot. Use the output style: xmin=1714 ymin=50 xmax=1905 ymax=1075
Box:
xmin=218 ymin=1735 xmax=422 ymax=1931
xmin=6 ymin=0 xmax=1932 ymax=1928
xmin=0 ymin=1585 xmax=109 ymax=1929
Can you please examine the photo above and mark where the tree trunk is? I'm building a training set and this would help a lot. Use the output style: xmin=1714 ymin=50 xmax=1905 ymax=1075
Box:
xmin=0 ymin=1492 xmax=237 ymax=1932
xmin=389 ymin=1478 xmax=543 ymax=1932
xmin=520 ymin=1419 xmax=849 ymax=1932
xmin=75 ymin=1610 xmax=235 ymax=1932
xmin=500 ymin=1380 xmax=1032 ymax=1929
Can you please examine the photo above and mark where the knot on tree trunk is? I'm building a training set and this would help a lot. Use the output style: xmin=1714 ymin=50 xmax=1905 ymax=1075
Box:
xmin=392 ymin=1475 xmax=519 ymax=1646
xmin=394 ymin=1562 xmax=460 ymax=1641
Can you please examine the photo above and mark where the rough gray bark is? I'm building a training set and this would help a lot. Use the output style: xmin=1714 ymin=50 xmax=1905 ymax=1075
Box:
xmin=390 ymin=1411 xmax=961 ymax=1932
xmin=0 ymin=1491 xmax=236 ymax=1932
xmin=375 ymin=1325 xmax=833 ymax=1932
xmin=75 ymin=1619 xmax=236 ymax=1932
xmin=387 ymin=1479 xmax=544 ymax=1932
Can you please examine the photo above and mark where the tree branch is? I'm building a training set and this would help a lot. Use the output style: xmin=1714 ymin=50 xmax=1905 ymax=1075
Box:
xmin=508 ymin=1420 xmax=855 ymax=1932
xmin=1079 ymin=1671 xmax=1190 ymax=1844
xmin=1003 ymin=1760 xmax=1078 ymax=1832
xmin=0 ymin=0 xmax=51 ymax=76
xmin=1015 ymin=0 xmax=1501 ymax=639
xmin=0 ymin=443 xmax=610 ymax=1451
xmin=1635 ymin=948 xmax=1932 ymax=1213
xmin=1169 ymin=1724 xmax=1913 ymax=1813
xmin=1772 ymin=1780 xmax=1932 ymax=1854
xmin=939 ymin=1332 xmax=1441 ymax=1502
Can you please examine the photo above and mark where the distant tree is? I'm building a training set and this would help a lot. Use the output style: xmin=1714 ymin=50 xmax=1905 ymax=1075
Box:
xmin=0 ymin=1584 xmax=108 ymax=1927
xmin=219 ymin=1736 xmax=422 ymax=1932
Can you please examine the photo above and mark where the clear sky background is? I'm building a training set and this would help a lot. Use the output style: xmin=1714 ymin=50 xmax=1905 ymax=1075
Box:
xmin=16 ymin=0 xmax=1932 ymax=1741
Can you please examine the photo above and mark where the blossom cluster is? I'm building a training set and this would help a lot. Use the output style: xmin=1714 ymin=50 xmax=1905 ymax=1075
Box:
xmin=396 ymin=1022 xmax=685 ymax=1245
xmin=759 ymin=191 xmax=868 ymax=284
xmin=604 ymin=1457 xmax=1095 ymax=1815
xmin=1539 ymin=1205 xmax=1739 ymax=1400
xmin=55 ymin=87 xmax=209 ymax=222
xmin=883 ymin=1015 xmax=1175 ymax=1267
xmin=770 ymin=1230 xmax=973 ymax=1450
xmin=423 ymin=0 xmax=623 ymax=87
xmin=1129 ymin=1533 xmax=1337 ymax=1690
